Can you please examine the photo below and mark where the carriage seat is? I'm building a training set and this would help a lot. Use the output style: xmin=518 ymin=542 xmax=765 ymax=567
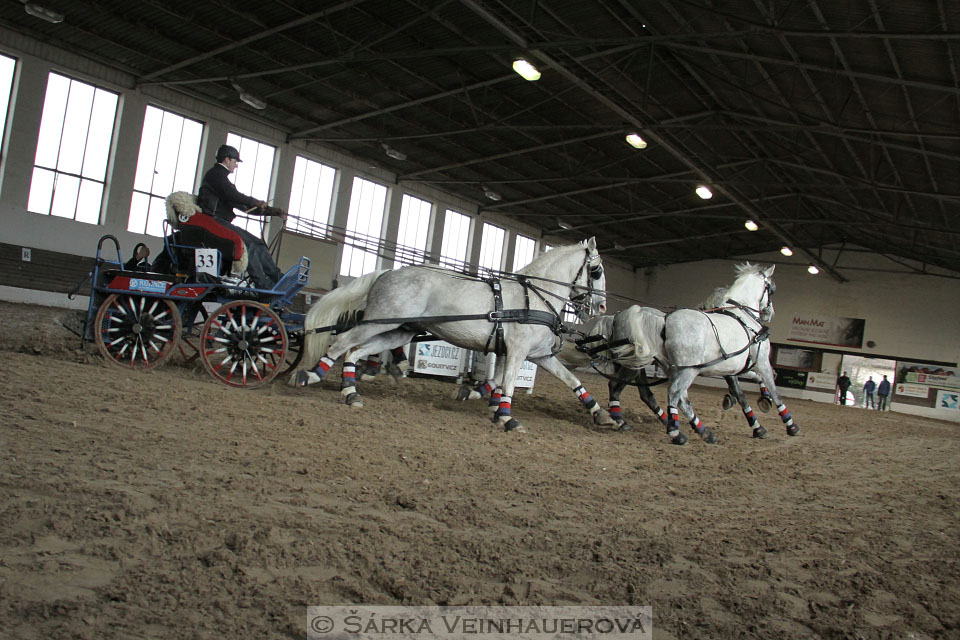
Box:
xmin=158 ymin=191 xmax=249 ymax=279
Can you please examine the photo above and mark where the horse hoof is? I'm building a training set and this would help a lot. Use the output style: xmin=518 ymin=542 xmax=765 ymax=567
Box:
xmin=294 ymin=370 xmax=309 ymax=387
xmin=343 ymin=392 xmax=363 ymax=407
xmin=456 ymin=386 xmax=472 ymax=401
xmin=360 ymin=373 xmax=377 ymax=382
xmin=701 ymin=428 xmax=718 ymax=444
xmin=757 ymin=396 xmax=773 ymax=413
xmin=671 ymin=433 xmax=688 ymax=445
xmin=722 ymin=394 xmax=736 ymax=411
xmin=752 ymin=426 xmax=767 ymax=439
xmin=786 ymin=424 xmax=800 ymax=436
xmin=617 ymin=422 xmax=634 ymax=432
xmin=504 ymin=419 xmax=525 ymax=433
xmin=593 ymin=409 xmax=616 ymax=427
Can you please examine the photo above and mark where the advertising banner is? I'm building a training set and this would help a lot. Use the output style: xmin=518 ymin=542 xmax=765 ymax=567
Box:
xmin=774 ymin=368 xmax=807 ymax=389
xmin=897 ymin=361 xmax=960 ymax=390
xmin=787 ymin=314 xmax=865 ymax=348
xmin=775 ymin=347 xmax=817 ymax=370
xmin=805 ymin=372 xmax=837 ymax=390
xmin=936 ymin=389 xmax=960 ymax=411
xmin=895 ymin=383 xmax=929 ymax=399
xmin=471 ymin=352 xmax=538 ymax=389
xmin=410 ymin=341 xmax=467 ymax=378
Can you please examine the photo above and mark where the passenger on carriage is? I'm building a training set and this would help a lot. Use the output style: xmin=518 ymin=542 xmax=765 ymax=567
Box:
xmin=195 ymin=144 xmax=285 ymax=289
xmin=123 ymin=242 xmax=152 ymax=271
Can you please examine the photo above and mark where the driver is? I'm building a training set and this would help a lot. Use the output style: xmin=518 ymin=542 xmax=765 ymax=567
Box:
xmin=197 ymin=144 xmax=285 ymax=288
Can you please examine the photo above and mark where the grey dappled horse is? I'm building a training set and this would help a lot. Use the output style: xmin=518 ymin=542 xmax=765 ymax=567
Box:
xmin=598 ymin=264 xmax=798 ymax=445
xmin=294 ymin=238 xmax=614 ymax=432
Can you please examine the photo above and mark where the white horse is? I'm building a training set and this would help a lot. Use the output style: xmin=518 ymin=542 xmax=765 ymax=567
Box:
xmin=294 ymin=238 xmax=614 ymax=432
xmin=600 ymin=263 xmax=799 ymax=444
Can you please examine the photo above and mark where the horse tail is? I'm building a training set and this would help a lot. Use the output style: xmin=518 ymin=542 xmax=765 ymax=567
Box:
xmin=289 ymin=269 xmax=389 ymax=384
xmin=608 ymin=306 xmax=665 ymax=368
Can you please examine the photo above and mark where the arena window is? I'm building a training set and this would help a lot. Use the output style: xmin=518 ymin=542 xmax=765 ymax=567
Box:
xmin=0 ymin=54 xmax=15 ymax=162
xmin=478 ymin=222 xmax=505 ymax=277
xmin=27 ymin=72 xmax=118 ymax=223
xmin=512 ymin=234 xmax=536 ymax=271
xmin=439 ymin=209 xmax=472 ymax=271
xmin=339 ymin=176 xmax=387 ymax=277
xmin=223 ymin=132 xmax=276 ymax=236
xmin=288 ymin=155 xmax=337 ymax=238
xmin=393 ymin=194 xmax=433 ymax=269
xmin=128 ymin=105 xmax=204 ymax=236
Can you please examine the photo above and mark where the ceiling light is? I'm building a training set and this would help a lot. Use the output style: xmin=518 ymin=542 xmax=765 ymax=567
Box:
xmin=807 ymin=264 xmax=820 ymax=275
xmin=230 ymin=81 xmax=267 ymax=110
xmin=512 ymin=58 xmax=541 ymax=81
xmin=557 ymin=218 xmax=573 ymax=230
xmin=381 ymin=142 xmax=406 ymax=161
xmin=780 ymin=246 xmax=793 ymax=256
xmin=744 ymin=219 xmax=759 ymax=231
xmin=24 ymin=2 xmax=63 ymax=23
xmin=481 ymin=184 xmax=502 ymax=201
xmin=625 ymin=133 xmax=647 ymax=149
xmin=695 ymin=185 xmax=713 ymax=200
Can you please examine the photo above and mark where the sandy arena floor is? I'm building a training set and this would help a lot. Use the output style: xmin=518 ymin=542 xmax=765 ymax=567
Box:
xmin=0 ymin=301 xmax=957 ymax=639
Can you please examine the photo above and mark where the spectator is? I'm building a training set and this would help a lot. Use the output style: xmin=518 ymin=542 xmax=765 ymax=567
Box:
xmin=863 ymin=376 xmax=876 ymax=409
xmin=877 ymin=375 xmax=891 ymax=411
xmin=837 ymin=371 xmax=852 ymax=405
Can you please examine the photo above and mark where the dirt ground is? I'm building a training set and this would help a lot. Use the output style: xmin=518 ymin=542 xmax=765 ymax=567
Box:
xmin=0 ymin=300 xmax=958 ymax=640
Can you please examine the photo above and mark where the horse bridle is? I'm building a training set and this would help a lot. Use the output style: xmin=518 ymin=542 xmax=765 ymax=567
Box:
xmin=569 ymin=249 xmax=604 ymax=315
xmin=726 ymin=275 xmax=775 ymax=325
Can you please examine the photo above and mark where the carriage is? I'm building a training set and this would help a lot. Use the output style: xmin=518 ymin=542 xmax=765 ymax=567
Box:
xmin=73 ymin=231 xmax=310 ymax=389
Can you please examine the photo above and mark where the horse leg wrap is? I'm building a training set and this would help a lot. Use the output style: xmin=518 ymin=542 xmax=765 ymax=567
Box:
xmin=609 ymin=401 xmax=633 ymax=431
xmin=691 ymin=416 xmax=717 ymax=444
xmin=488 ymin=390 xmax=502 ymax=413
xmin=667 ymin=407 xmax=686 ymax=444
xmin=778 ymin=403 xmax=800 ymax=436
xmin=465 ymin=381 xmax=493 ymax=401
xmin=494 ymin=396 xmax=516 ymax=428
xmin=494 ymin=395 xmax=512 ymax=418
xmin=297 ymin=356 xmax=335 ymax=386
xmin=575 ymin=385 xmax=600 ymax=415
xmin=655 ymin=407 xmax=667 ymax=426
xmin=742 ymin=405 xmax=758 ymax=427
xmin=608 ymin=401 xmax=623 ymax=424
xmin=340 ymin=362 xmax=359 ymax=401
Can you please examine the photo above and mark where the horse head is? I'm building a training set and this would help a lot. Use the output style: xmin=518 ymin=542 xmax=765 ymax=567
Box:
xmin=573 ymin=236 xmax=607 ymax=319
xmin=728 ymin=263 xmax=776 ymax=323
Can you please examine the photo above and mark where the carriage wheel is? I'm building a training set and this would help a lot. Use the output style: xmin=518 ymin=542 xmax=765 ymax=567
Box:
xmin=94 ymin=293 xmax=181 ymax=370
xmin=200 ymin=301 xmax=288 ymax=389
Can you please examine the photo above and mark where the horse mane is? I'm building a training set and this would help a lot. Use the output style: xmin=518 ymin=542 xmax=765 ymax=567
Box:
xmin=699 ymin=286 xmax=729 ymax=310
xmin=516 ymin=242 xmax=583 ymax=276
xmin=733 ymin=261 xmax=765 ymax=278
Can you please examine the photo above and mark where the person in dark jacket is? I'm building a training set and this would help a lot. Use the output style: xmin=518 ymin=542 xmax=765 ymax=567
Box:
xmin=863 ymin=376 xmax=876 ymax=409
xmin=196 ymin=144 xmax=284 ymax=288
xmin=837 ymin=371 xmax=852 ymax=405
xmin=124 ymin=242 xmax=151 ymax=271
xmin=877 ymin=375 xmax=891 ymax=411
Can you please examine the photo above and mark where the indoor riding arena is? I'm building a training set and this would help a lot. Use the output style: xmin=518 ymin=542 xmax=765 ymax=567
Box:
xmin=1 ymin=2 xmax=958 ymax=639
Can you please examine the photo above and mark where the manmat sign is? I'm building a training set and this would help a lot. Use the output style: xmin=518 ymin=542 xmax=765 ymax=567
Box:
xmin=787 ymin=314 xmax=865 ymax=348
